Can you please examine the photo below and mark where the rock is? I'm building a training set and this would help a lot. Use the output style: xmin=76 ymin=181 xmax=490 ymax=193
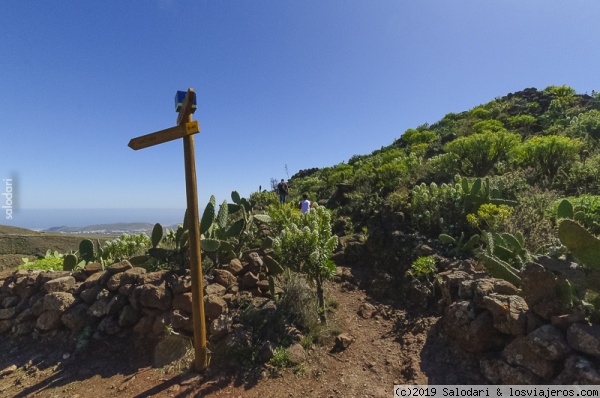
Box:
xmin=119 ymin=284 xmax=134 ymax=296
xmin=525 ymin=324 xmax=571 ymax=361
xmin=553 ymin=355 xmax=600 ymax=384
xmin=205 ymin=283 xmax=226 ymax=296
xmin=153 ymin=334 xmax=192 ymax=368
xmin=36 ymin=271 xmax=71 ymax=288
xmin=567 ymin=323 xmax=600 ymax=357
xmin=118 ymin=305 xmax=141 ymax=327
xmin=83 ymin=262 xmax=103 ymax=275
xmin=97 ymin=315 xmax=120 ymax=335
xmin=15 ymin=308 xmax=35 ymax=324
xmin=0 ymin=307 xmax=16 ymax=320
xmin=106 ymin=294 xmax=129 ymax=315
xmin=358 ymin=302 xmax=377 ymax=319
xmin=170 ymin=275 xmax=192 ymax=295
xmin=472 ymin=278 xmax=519 ymax=308
xmin=106 ymin=260 xmax=133 ymax=274
xmin=0 ymin=364 xmax=17 ymax=377
xmin=42 ymin=292 xmax=75 ymax=312
xmin=14 ymin=322 xmax=34 ymax=336
xmin=80 ymin=285 xmax=103 ymax=304
xmin=0 ymin=320 xmax=12 ymax=334
xmin=256 ymin=279 xmax=270 ymax=293
xmin=42 ymin=276 xmax=76 ymax=293
xmin=152 ymin=312 xmax=170 ymax=336
xmin=335 ymin=333 xmax=355 ymax=350
xmin=204 ymin=295 xmax=227 ymax=321
xmin=120 ymin=267 xmax=147 ymax=285
xmin=438 ymin=271 xmax=472 ymax=305
xmin=141 ymin=270 xmax=171 ymax=285
xmin=259 ymin=341 xmax=276 ymax=362
xmin=466 ymin=311 xmax=510 ymax=352
xmin=134 ymin=315 xmax=155 ymax=334
xmin=87 ymin=290 xmax=113 ymax=318
xmin=2 ymin=296 xmax=19 ymax=308
xmin=226 ymin=258 xmax=244 ymax=275
xmin=36 ymin=310 xmax=63 ymax=331
xmin=413 ymin=244 xmax=435 ymax=257
xmin=443 ymin=300 xmax=478 ymax=341
xmin=551 ymin=313 xmax=586 ymax=331
xmin=481 ymin=293 xmax=528 ymax=336
xmin=522 ymin=262 xmax=572 ymax=320
xmin=139 ymin=282 xmax=172 ymax=310
xmin=242 ymin=272 xmax=259 ymax=289
xmin=247 ymin=252 xmax=263 ymax=274
xmin=170 ymin=310 xmax=193 ymax=332
xmin=210 ymin=314 xmax=232 ymax=340
xmin=83 ymin=271 xmax=109 ymax=288
xmin=172 ymin=293 xmax=193 ymax=314
xmin=106 ymin=273 xmax=125 ymax=291
xmin=213 ymin=269 xmax=236 ymax=288
xmin=287 ymin=343 xmax=306 ymax=365
xmin=480 ymin=357 xmax=541 ymax=385
xmin=503 ymin=336 xmax=557 ymax=380
xmin=61 ymin=303 xmax=91 ymax=332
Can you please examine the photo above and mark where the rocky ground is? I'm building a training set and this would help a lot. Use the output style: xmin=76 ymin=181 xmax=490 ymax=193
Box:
xmin=0 ymin=265 xmax=483 ymax=398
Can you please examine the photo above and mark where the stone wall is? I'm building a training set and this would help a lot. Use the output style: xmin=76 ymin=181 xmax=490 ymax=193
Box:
xmin=438 ymin=260 xmax=600 ymax=384
xmin=0 ymin=254 xmax=273 ymax=344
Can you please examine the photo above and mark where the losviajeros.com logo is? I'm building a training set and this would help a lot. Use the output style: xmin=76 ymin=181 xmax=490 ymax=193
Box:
xmin=3 ymin=178 xmax=12 ymax=219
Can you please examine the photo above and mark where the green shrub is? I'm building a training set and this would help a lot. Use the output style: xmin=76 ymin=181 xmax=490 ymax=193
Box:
xmin=470 ymin=203 xmax=514 ymax=232
xmin=269 ymin=347 xmax=291 ymax=368
xmin=20 ymin=257 xmax=63 ymax=271
xmin=273 ymin=205 xmax=337 ymax=321
xmin=406 ymin=256 xmax=437 ymax=280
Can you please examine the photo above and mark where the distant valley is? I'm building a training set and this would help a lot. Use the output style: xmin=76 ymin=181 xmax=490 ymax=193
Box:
xmin=44 ymin=222 xmax=160 ymax=235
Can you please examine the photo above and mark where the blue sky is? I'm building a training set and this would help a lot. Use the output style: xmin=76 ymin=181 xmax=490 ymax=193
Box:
xmin=1 ymin=1 xmax=600 ymax=226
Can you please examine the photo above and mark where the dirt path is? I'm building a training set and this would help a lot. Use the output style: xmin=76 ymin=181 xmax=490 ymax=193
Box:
xmin=0 ymin=267 xmax=483 ymax=397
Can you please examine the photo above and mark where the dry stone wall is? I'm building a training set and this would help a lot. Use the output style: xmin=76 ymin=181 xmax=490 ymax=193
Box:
xmin=437 ymin=260 xmax=600 ymax=384
xmin=0 ymin=255 xmax=275 ymax=345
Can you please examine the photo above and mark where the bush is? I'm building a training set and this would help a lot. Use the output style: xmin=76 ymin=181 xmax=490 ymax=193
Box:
xmin=278 ymin=271 xmax=320 ymax=334
xmin=273 ymin=205 xmax=337 ymax=321
xmin=506 ymin=187 xmax=560 ymax=254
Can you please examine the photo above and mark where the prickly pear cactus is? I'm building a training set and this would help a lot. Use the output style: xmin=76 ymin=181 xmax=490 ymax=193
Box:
xmin=557 ymin=199 xmax=574 ymax=219
xmin=151 ymin=223 xmax=163 ymax=248
xmin=558 ymin=219 xmax=600 ymax=270
xmin=79 ymin=239 xmax=94 ymax=263
xmin=63 ymin=254 xmax=78 ymax=271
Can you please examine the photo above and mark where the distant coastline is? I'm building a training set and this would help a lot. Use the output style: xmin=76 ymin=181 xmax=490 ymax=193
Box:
xmin=1 ymin=208 xmax=186 ymax=231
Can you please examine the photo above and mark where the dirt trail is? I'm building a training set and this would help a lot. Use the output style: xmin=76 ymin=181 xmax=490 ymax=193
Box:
xmin=0 ymin=266 xmax=483 ymax=398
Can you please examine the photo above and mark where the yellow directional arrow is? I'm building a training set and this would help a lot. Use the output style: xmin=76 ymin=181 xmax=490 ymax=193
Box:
xmin=128 ymin=121 xmax=199 ymax=150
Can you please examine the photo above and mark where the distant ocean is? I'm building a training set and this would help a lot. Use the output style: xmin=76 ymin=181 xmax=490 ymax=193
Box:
xmin=2 ymin=208 xmax=187 ymax=231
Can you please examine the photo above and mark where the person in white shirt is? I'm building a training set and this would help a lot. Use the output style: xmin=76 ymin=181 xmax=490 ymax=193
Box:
xmin=298 ymin=193 xmax=312 ymax=214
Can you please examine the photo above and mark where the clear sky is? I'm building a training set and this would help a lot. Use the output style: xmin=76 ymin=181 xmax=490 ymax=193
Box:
xmin=1 ymin=1 xmax=599 ymax=222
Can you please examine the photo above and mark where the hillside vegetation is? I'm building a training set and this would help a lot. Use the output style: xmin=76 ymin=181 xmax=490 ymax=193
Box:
xmin=283 ymin=85 xmax=600 ymax=309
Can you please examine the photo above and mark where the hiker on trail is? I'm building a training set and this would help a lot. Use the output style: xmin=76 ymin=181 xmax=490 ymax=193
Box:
xmin=298 ymin=193 xmax=312 ymax=214
xmin=277 ymin=179 xmax=289 ymax=204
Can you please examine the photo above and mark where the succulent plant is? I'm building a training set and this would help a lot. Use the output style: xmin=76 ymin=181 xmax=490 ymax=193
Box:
xmin=558 ymin=219 xmax=600 ymax=270
xmin=151 ymin=223 xmax=163 ymax=248
xmin=79 ymin=239 xmax=95 ymax=263
xmin=63 ymin=254 xmax=78 ymax=271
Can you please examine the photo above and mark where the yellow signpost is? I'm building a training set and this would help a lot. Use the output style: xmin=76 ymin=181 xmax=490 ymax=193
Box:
xmin=128 ymin=88 xmax=208 ymax=371
xmin=128 ymin=121 xmax=199 ymax=151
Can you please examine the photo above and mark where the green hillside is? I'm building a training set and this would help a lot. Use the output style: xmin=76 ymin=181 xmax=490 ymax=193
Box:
xmin=283 ymin=85 xmax=600 ymax=289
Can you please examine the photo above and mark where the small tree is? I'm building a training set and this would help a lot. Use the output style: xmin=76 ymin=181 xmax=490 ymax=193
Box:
xmin=511 ymin=135 xmax=583 ymax=181
xmin=444 ymin=130 xmax=521 ymax=177
xmin=273 ymin=205 xmax=337 ymax=322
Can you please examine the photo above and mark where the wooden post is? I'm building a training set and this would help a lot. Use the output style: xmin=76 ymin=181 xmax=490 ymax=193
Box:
xmin=128 ymin=88 xmax=208 ymax=371
xmin=179 ymin=91 xmax=209 ymax=372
